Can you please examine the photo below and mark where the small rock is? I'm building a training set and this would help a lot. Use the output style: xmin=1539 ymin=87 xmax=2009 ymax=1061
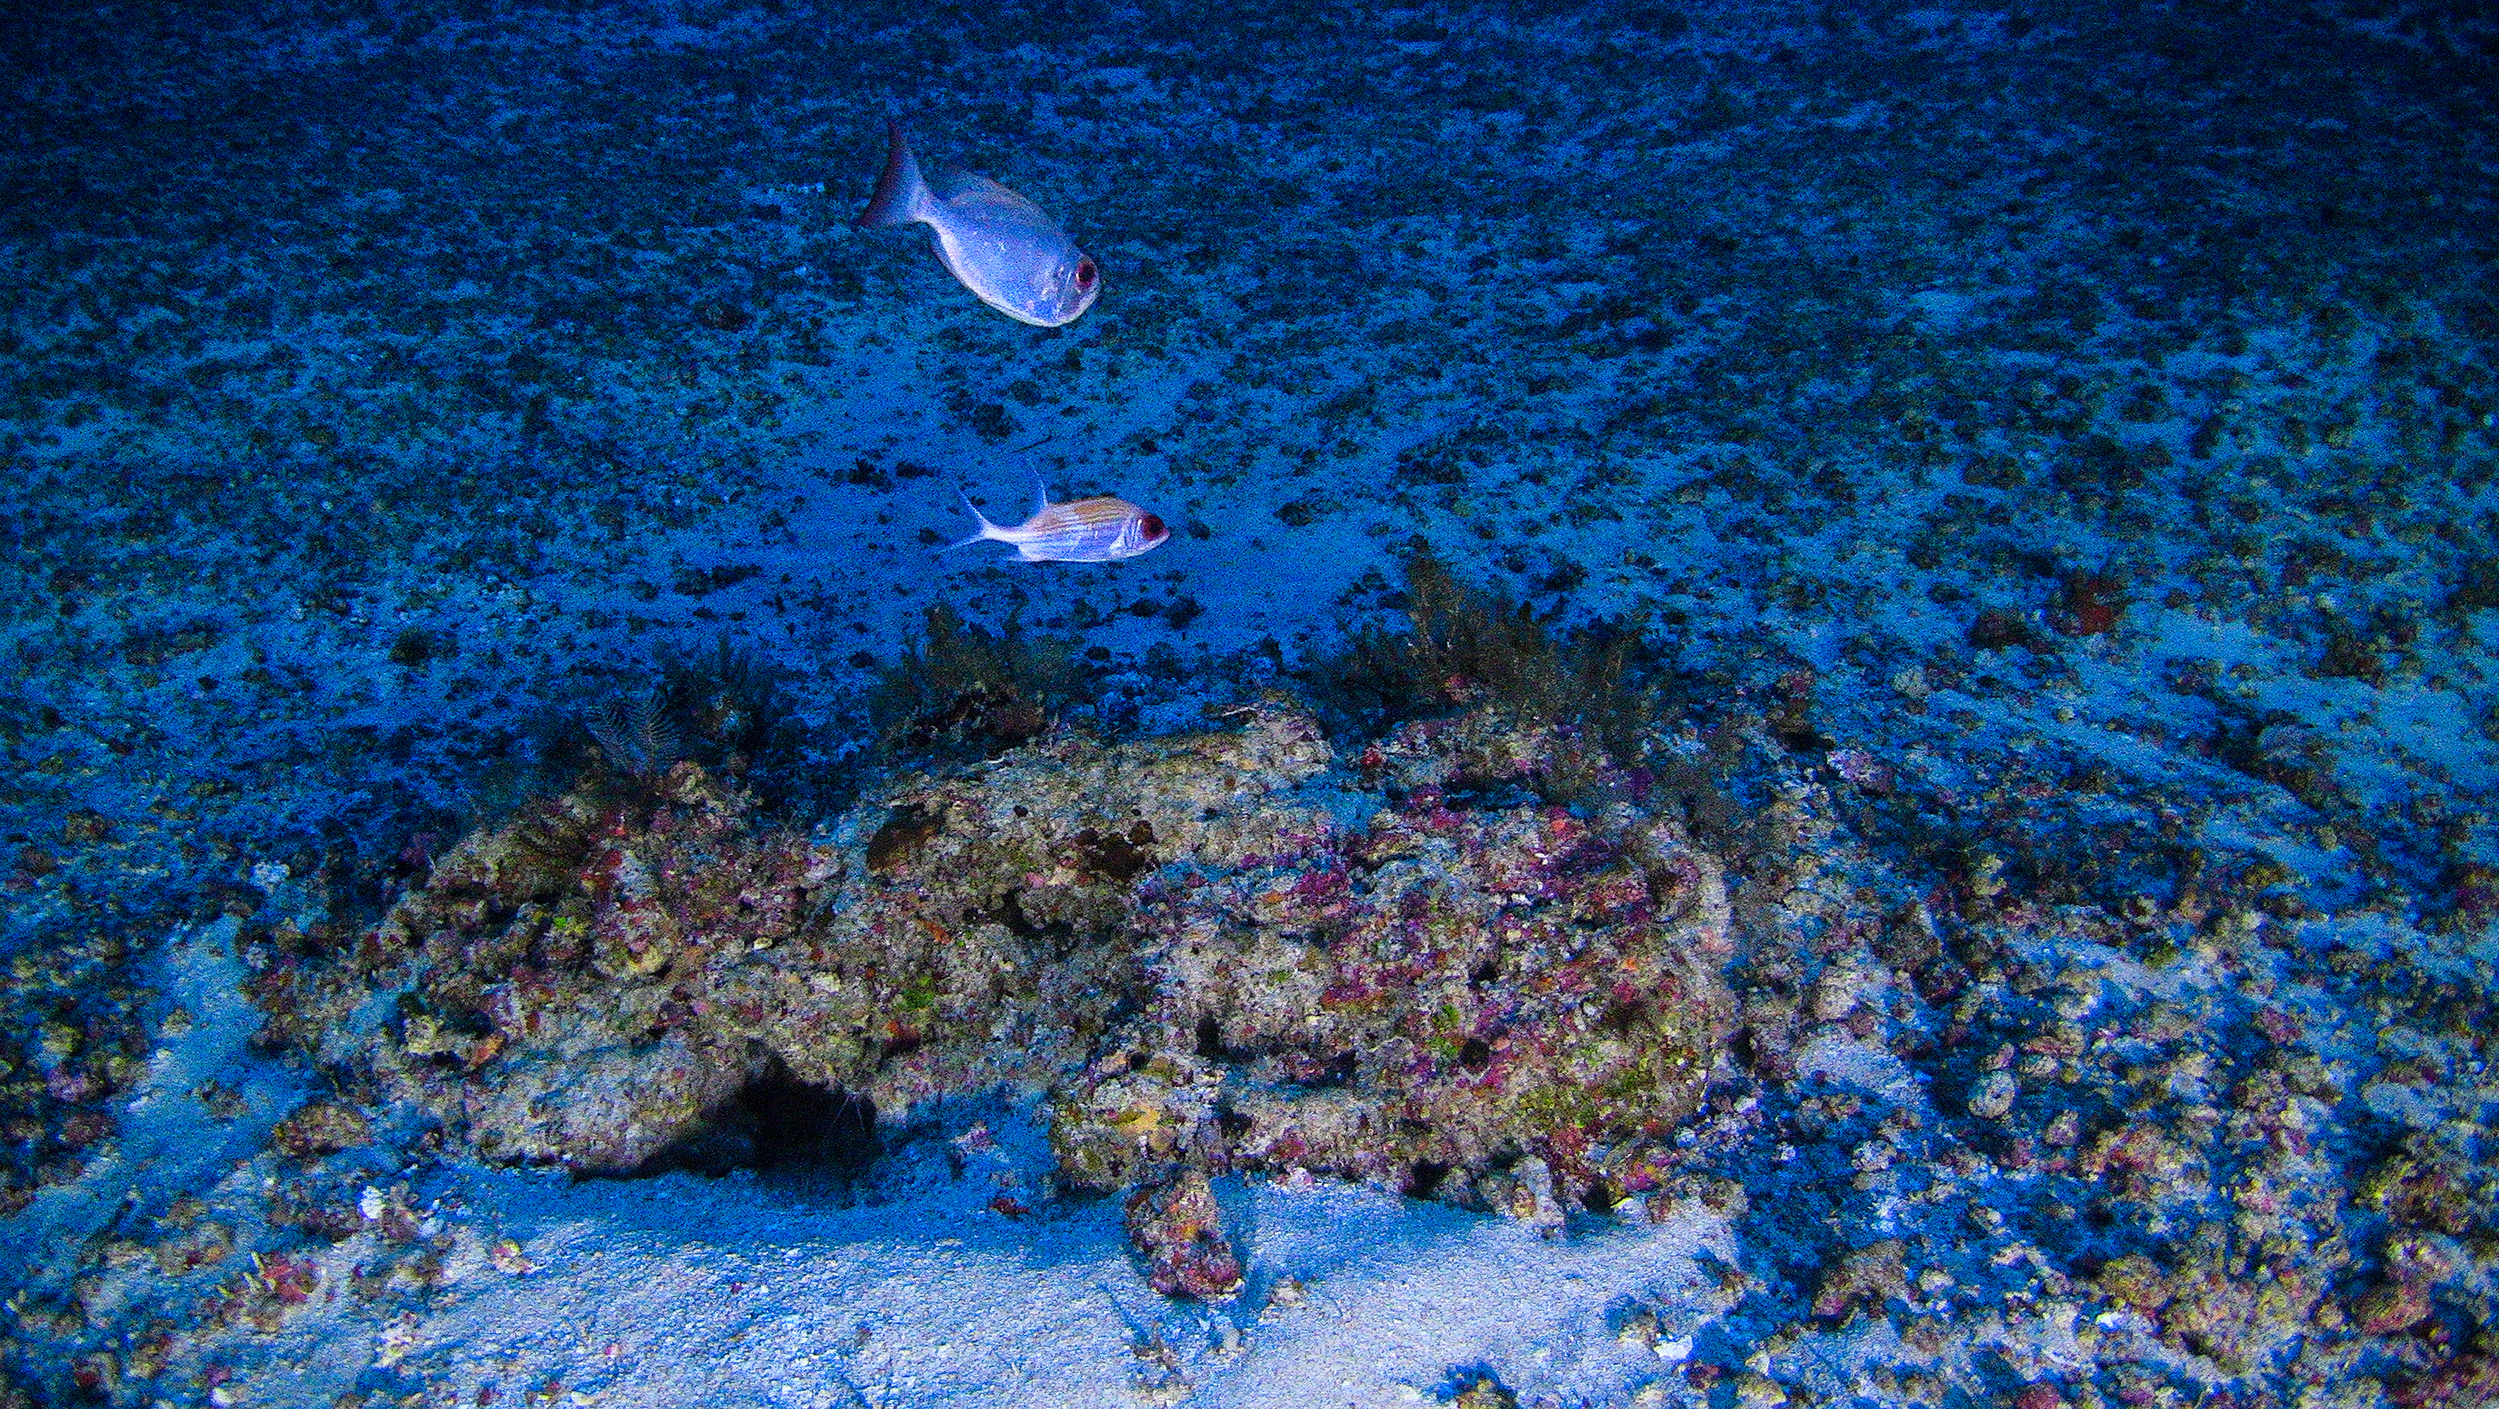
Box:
xmin=1813 ymin=1239 xmax=1908 ymax=1321
xmin=1809 ymin=964 xmax=1861 ymax=1022
xmin=1968 ymin=1070 xmax=2018 ymax=1121
xmin=269 ymin=1101 xmax=371 ymax=1159
xmin=1968 ymin=607 xmax=2037 ymax=651
xmin=488 ymin=1238 xmax=540 ymax=1276
xmin=1124 ymin=1170 xmax=1243 ymax=1300
xmin=2353 ymin=1278 xmax=2431 ymax=1335
xmin=1450 ymin=1374 xmax=1519 ymax=1409
xmin=2093 ymin=1254 xmax=2171 ymax=1311
xmin=1263 ymin=1274 xmax=1307 ymax=1312
xmin=1734 ymin=1370 xmax=1788 ymax=1407
xmin=1493 ymin=1156 xmax=1566 ymax=1237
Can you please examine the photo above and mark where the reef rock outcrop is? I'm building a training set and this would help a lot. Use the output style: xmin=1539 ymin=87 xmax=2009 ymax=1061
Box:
xmin=260 ymin=705 xmax=1736 ymax=1214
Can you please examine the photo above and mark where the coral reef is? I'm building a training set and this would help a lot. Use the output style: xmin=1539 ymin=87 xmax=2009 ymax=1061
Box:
xmin=3 ymin=0 xmax=2495 ymax=1398
xmin=254 ymin=704 xmax=1736 ymax=1223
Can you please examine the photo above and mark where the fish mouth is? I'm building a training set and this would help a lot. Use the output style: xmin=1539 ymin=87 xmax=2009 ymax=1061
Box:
xmin=1046 ymin=259 xmax=1102 ymax=325
xmin=1054 ymin=287 xmax=1102 ymax=326
xmin=1014 ymin=286 xmax=1098 ymax=328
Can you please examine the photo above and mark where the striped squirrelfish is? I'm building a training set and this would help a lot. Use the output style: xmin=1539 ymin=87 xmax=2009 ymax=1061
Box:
xmin=949 ymin=481 xmax=1169 ymax=563
xmin=855 ymin=120 xmax=1101 ymax=328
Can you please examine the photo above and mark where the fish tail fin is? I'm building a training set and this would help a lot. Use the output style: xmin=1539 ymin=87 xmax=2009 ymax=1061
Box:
xmin=940 ymin=485 xmax=998 ymax=552
xmin=856 ymin=119 xmax=931 ymax=229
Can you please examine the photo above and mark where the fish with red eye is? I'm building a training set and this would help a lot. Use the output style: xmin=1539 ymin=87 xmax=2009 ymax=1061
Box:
xmin=946 ymin=478 xmax=1171 ymax=563
xmin=856 ymin=120 xmax=1101 ymax=327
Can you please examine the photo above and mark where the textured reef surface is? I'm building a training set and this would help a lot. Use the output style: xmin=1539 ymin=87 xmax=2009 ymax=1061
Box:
xmin=9 ymin=677 xmax=2499 ymax=1407
xmin=255 ymin=705 xmax=1734 ymax=1228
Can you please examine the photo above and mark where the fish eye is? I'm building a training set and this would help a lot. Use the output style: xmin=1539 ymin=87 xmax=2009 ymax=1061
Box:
xmin=1138 ymin=513 xmax=1165 ymax=538
xmin=1075 ymin=258 xmax=1098 ymax=289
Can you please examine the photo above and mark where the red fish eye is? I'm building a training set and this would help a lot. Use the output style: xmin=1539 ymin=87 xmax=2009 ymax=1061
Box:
xmin=1076 ymin=258 xmax=1098 ymax=289
xmin=1138 ymin=513 xmax=1165 ymax=538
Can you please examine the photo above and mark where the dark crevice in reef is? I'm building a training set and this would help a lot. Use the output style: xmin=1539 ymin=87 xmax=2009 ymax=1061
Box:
xmin=634 ymin=1056 xmax=881 ymax=1184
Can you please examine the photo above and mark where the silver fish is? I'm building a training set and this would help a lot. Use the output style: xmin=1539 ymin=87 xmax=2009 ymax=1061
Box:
xmin=949 ymin=480 xmax=1169 ymax=563
xmin=856 ymin=121 xmax=1101 ymax=327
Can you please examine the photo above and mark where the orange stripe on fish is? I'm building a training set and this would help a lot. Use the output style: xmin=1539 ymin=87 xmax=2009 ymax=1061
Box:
xmin=946 ymin=478 xmax=1170 ymax=563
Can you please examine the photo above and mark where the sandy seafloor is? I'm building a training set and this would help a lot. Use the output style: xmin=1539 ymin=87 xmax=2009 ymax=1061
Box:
xmin=4 ymin=0 xmax=2498 ymax=1405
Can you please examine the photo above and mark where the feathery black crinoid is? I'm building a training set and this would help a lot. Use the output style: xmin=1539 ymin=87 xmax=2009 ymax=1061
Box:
xmin=585 ymin=689 xmax=683 ymax=782
xmin=578 ymin=640 xmax=803 ymax=801
xmin=500 ymin=796 xmax=601 ymax=902
xmin=658 ymin=637 xmax=795 ymax=769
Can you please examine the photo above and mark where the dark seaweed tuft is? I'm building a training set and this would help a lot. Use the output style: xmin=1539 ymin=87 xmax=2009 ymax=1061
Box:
xmin=869 ymin=604 xmax=1090 ymax=759
xmin=1305 ymin=547 xmax=1666 ymax=762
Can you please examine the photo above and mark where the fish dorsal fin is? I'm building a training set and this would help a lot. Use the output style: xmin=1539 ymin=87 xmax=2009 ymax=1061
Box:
xmin=1031 ymin=472 xmax=1054 ymax=517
